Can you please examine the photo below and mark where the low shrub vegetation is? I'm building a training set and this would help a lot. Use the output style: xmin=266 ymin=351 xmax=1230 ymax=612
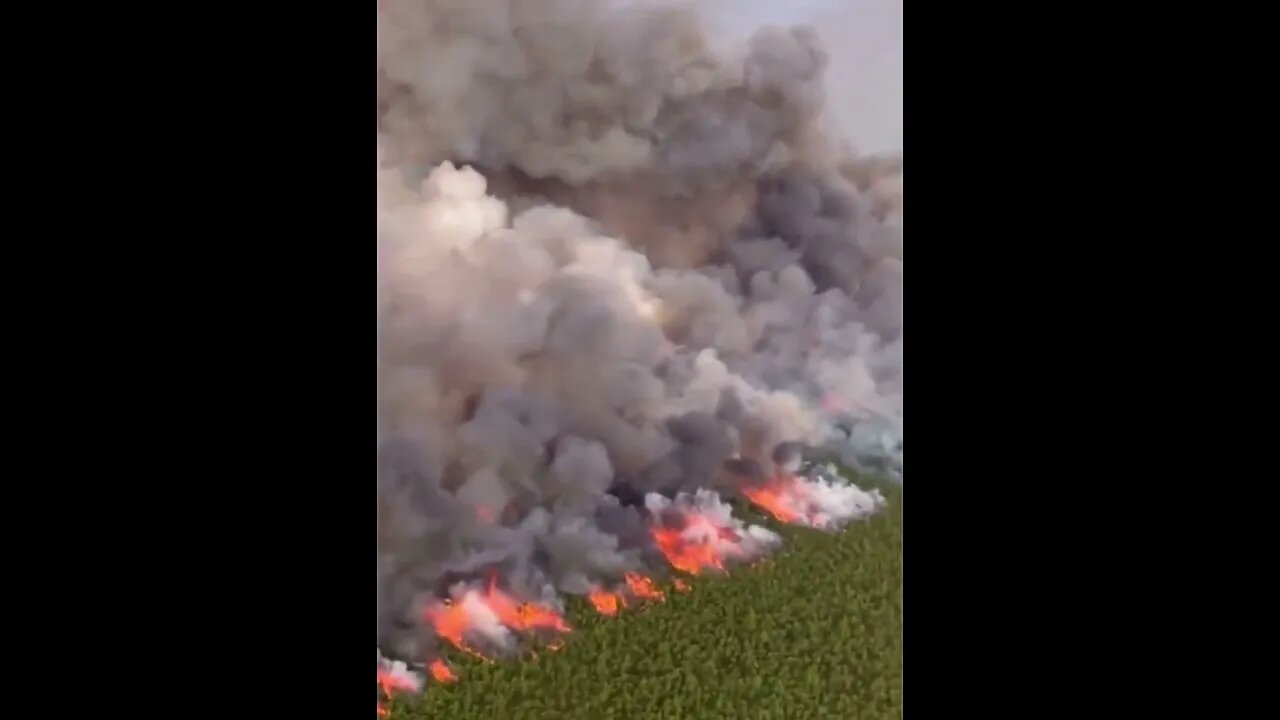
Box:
xmin=389 ymin=477 xmax=903 ymax=719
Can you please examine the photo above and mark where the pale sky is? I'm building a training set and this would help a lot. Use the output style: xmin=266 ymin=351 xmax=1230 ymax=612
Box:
xmin=694 ymin=0 xmax=903 ymax=155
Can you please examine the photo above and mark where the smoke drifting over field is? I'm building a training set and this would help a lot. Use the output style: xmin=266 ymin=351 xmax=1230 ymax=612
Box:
xmin=376 ymin=0 xmax=902 ymax=664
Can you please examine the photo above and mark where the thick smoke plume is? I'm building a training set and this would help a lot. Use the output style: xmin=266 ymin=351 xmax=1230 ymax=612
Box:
xmin=377 ymin=0 xmax=902 ymax=661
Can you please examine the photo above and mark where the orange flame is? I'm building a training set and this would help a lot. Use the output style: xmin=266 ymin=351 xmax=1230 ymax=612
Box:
xmin=742 ymin=480 xmax=804 ymax=524
xmin=484 ymin=576 xmax=572 ymax=633
xmin=649 ymin=511 xmax=742 ymax=575
xmin=743 ymin=474 xmax=839 ymax=527
xmin=624 ymin=572 xmax=665 ymax=602
xmin=424 ymin=581 xmax=571 ymax=656
xmin=588 ymin=587 xmax=621 ymax=616
xmin=651 ymin=525 xmax=724 ymax=574
xmin=377 ymin=668 xmax=419 ymax=696
xmin=429 ymin=659 xmax=458 ymax=684
xmin=423 ymin=599 xmax=470 ymax=651
xmin=376 ymin=661 xmax=419 ymax=718
xmin=673 ymin=578 xmax=691 ymax=593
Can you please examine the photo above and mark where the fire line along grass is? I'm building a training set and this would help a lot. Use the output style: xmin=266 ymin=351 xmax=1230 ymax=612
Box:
xmin=385 ymin=474 xmax=902 ymax=720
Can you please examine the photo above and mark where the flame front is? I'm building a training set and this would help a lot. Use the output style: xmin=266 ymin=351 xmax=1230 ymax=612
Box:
xmin=673 ymin=578 xmax=691 ymax=593
xmin=743 ymin=471 xmax=886 ymax=530
xmin=429 ymin=659 xmax=458 ymax=684
xmin=423 ymin=599 xmax=470 ymax=650
xmin=624 ymin=572 xmax=665 ymax=602
xmin=650 ymin=512 xmax=743 ymax=575
xmin=376 ymin=657 xmax=422 ymax=718
xmin=588 ymin=587 xmax=621 ymax=616
xmin=485 ymin=577 xmax=571 ymax=633
xmin=743 ymin=480 xmax=806 ymax=524
xmin=377 ymin=668 xmax=420 ymax=696
xmin=424 ymin=580 xmax=571 ymax=658
xmin=652 ymin=526 xmax=724 ymax=574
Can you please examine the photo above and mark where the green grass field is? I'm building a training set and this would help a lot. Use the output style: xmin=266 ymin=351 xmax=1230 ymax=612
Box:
xmin=387 ymin=477 xmax=903 ymax=720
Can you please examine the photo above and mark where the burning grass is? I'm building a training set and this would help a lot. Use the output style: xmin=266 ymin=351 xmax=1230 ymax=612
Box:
xmin=385 ymin=475 xmax=902 ymax=719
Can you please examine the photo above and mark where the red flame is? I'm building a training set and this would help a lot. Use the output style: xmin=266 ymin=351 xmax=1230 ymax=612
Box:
xmin=429 ymin=659 xmax=458 ymax=684
xmin=673 ymin=578 xmax=691 ymax=593
xmin=476 ymin=506 xmax=495 ymax=524
xmin=588 ymin=587 xmax=621 ymax=616
xmin=624 ymin=572 xmax=665 ymax=602
xmin=377 ymin=702 xmax=388 ymax=717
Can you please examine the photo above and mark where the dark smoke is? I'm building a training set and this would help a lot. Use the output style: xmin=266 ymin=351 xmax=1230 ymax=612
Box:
xmin=376 ymin=0 xmax=901 ymax=660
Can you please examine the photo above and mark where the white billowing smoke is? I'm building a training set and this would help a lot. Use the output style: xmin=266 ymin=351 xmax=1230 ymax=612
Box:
xmin=377 ymin=650 xmax=424 ymax=693
xmin=377 ymin=0 xmax=901 ymax=660
xmin=752 ymin=460 xmax=889 ymax=531
xmin=647 ymin=489 xmax=783 ymax=562
xmin=796 ymin=475 xmax=886 ymax=529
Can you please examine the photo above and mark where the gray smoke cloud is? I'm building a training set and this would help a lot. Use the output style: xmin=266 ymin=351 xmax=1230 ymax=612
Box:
xmin=376 ymin=0 xmax=901 ymax=660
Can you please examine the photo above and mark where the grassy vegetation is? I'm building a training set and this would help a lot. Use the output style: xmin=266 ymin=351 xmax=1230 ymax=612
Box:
xmin=388 ymin=477 xmax=903 ymax=720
